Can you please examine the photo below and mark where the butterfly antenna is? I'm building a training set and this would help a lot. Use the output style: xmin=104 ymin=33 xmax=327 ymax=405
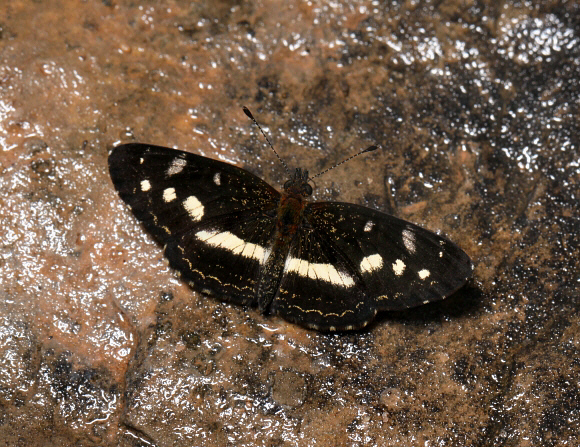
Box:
xmin=309 ymin=145 xmax=379 ymax=180
xmin=243 ymin=106 xmax=292 ymax=176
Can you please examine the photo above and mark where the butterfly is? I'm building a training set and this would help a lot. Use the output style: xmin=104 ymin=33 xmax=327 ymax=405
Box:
xmin=108 ymin=109 xmax=472 ymax=331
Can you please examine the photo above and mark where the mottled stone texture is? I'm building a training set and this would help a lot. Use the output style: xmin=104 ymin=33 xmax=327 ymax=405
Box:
xmin=0 ymin=1 xmax=578 ymax=446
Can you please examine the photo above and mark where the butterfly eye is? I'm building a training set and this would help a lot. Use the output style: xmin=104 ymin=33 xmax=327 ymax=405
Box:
xmin=303 ymin=183 xmax=313 ymax=196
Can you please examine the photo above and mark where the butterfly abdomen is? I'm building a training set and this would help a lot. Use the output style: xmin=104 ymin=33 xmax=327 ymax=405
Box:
xmin=277 ymin=194 xmax=306 ymax=234
xmin=256 ymin=192 xmax=307 ymax=312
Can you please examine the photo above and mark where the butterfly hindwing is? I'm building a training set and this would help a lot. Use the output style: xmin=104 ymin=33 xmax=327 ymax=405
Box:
xmin=108 ymin=143 xmax=280 ymax=304
xmin=273 ymin=225 xmax=374 ymax=331
xmin=303 ymin=202 xmax=473 ymax=313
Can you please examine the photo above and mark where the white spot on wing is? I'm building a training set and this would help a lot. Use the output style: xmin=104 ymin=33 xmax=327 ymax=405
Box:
xmin=286 ymin=257 xmax=354 ymax=287
xmin=183 ymin=195 xmax=204 ymax=221
xmin=139 ymin=157 xmax=144 ymax=164
xmin=364 ymin=221 xmax=374 ymax=232
xmin=195 ymin=229 xmax=268 ymax=263
xmin=360 ymin=254 xmax=383 ymax=274
xmin=140 ymin=180 xmax=151 ymax=192
xmin=402 ymin=229 xmax=416 ymax=253
xmin=163 ymin=187 xmax=176 ymax=202
xmin=166 ymin=157 xmax=187 ymax=177
xmin=392 ymin=259 xmax=406 ymax=276
xmin=418 ymin=269 xmax=431 ymax=279
xmin=213 ymin=172 xmax=221 ymax=186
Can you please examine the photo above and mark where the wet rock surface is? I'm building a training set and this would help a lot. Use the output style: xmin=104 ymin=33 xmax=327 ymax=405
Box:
xmin=0 ymin=1 xmax=578 ymax=445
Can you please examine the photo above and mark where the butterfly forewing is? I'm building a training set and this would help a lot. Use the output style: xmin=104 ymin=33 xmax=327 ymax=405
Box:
xmin=108 ymin=143 xmax=281 ymax=304
xmin=304 ymin=202 xmax=473 ymax=312
xmin=164 ymin=208 xmax=278 ymax=305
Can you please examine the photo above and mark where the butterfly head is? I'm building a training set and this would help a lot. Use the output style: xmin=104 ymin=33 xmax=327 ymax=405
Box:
xmin=283 ymin=168 xmax=313 ymax=197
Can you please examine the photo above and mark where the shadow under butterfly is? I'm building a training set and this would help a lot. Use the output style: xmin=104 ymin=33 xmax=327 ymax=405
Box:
xmin=108 ymin=107 xmax=472 ymax=331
